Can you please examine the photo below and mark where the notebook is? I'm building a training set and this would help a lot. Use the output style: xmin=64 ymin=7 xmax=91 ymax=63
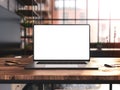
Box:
xmin=25 ymin=24 xmax=98 ymax=70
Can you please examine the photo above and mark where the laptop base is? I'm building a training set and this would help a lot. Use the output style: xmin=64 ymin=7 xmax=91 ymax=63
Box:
xmin=24 ymin=62 xmax=98 ymax=70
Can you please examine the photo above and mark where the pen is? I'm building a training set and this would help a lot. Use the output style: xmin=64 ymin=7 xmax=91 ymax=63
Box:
xmin=104 ymin=64 xmax=120 ymax=67
xmin=104 ymin=64 xmax=113 ymax=67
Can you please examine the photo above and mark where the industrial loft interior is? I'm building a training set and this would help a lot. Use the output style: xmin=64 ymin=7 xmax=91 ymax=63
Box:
xmin=1 ymin=0 xmax=120 ymax=90
xmin=0 ymin=0 xmax=120 ymax=57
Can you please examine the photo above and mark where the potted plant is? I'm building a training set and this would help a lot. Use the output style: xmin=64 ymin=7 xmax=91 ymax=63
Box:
xmin=96 ymin=42 xmax=102 ymax=51
xmin=22 ymin=20 xmax=32 ymax=27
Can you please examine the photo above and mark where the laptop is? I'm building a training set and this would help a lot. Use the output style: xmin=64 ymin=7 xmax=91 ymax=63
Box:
xmin=25 ymin=24 xmax=98 ymax=70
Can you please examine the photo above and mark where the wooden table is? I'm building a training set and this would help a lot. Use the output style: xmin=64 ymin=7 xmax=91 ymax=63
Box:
xmin=0 ymin=57 xmax=120 ymax=83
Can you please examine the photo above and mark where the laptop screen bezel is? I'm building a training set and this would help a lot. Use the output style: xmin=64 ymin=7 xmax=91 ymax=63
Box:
xmin=33 ymin=24 xmax=90 ymax=63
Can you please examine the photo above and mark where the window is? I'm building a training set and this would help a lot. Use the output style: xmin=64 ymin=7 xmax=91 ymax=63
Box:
xmin=88 ymin=21 xmax=98 ymax=42
xmin=54 ymin=0 xmax=120 ymax=43
xmin=99 ymin=21 xmax=109 ymax=42
xmin=88 ymin=0 xmax=98 ymax=19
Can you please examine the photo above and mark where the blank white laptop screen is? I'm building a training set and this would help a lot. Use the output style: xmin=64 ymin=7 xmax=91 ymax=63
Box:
xmin=34 ymin=25 xmax=90 ymax=61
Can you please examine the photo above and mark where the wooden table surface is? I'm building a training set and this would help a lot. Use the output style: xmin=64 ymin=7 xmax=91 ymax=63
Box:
xmin=0 ymin=57 xmax=120 ymax=83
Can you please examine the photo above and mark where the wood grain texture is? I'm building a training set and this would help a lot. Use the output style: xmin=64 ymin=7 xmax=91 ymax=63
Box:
xmin=0 ymin=58 xmax=120 ymax=82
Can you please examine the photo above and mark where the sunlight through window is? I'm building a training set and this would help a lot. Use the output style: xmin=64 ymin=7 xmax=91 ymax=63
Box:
xmin=54 ymin=0 xmax=120 ymax=43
